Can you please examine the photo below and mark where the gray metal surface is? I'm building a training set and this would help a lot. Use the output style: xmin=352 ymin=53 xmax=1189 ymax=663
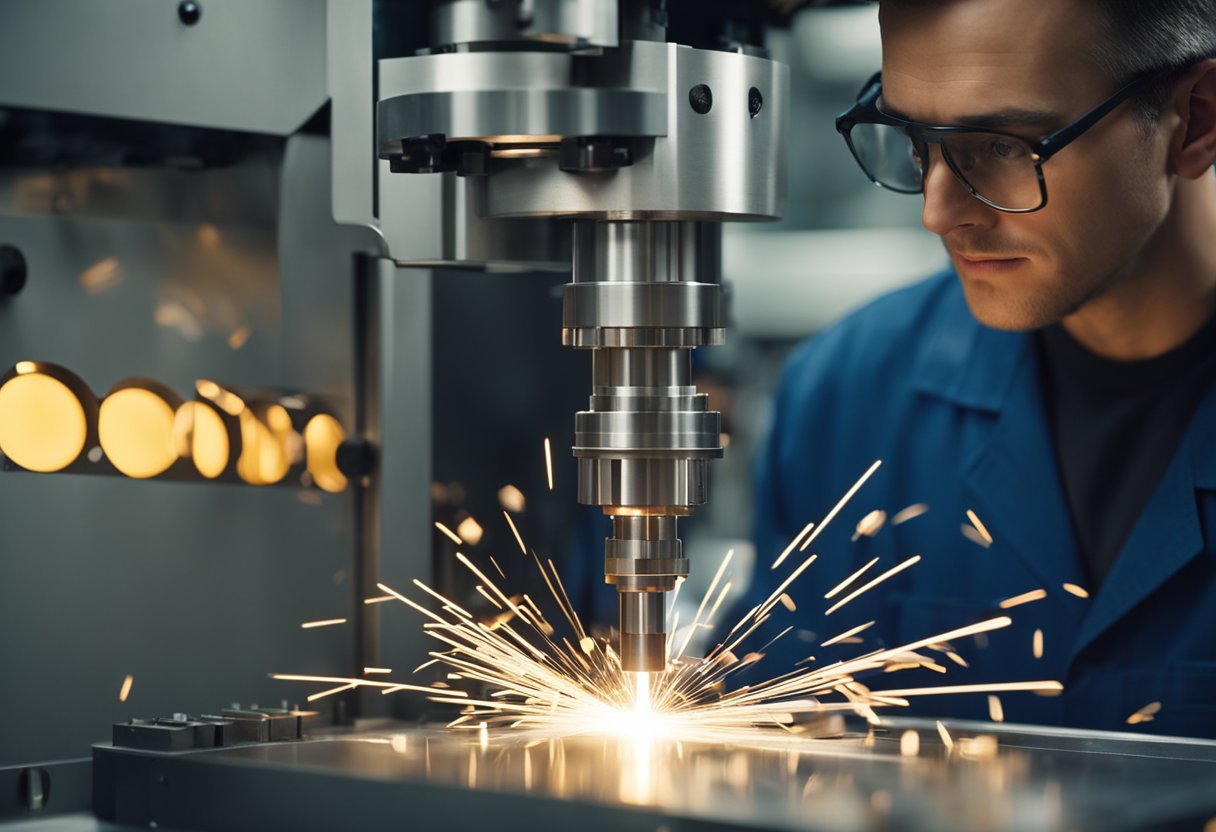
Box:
xmin=0 ymin=0 xmax=327 ymax=134
xmin=0 ymin=136 xmax=357 ymax=766
xmin=0 ymin=0 xmax=430 ymax=765
xmin=90 ymin=721 xmax=1216 ymax=831
xmin=432 ymin=0 xmax=621 ymax=49
xmin=476 ymin=41 xmax=788 ymax=221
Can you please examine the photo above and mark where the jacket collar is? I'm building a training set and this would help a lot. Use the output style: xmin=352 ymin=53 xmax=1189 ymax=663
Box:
xmin=906 ymin=271 xmax=1216 ymax=659
xmin=908 ymin=273 xmax=1027 ymax=413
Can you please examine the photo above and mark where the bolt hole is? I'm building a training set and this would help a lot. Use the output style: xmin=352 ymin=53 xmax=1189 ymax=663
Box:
xmin=689 ymin=84 xmax=713 ymax=115
xmin=178 ymin=1 xmax=201 ymax=26
xmin=748 ymin=87 xmax=763 ymax=118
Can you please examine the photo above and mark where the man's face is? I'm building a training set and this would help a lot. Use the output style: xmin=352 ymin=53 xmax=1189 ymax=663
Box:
xmin=880 ymin=0 xmax=1174 ymax=330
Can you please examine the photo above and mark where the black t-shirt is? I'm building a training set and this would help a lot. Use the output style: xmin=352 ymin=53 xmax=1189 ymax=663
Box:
xmin=1037 ymin=313 xmax=1216 ymax=588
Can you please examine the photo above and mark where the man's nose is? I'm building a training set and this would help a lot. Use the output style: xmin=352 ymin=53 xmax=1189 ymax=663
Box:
xmin=920 ymin=145 xmax=990 ymax=237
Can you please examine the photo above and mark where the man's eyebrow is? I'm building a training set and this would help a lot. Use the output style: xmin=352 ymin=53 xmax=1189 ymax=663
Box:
xmin=879 ymin=98 xmax=1061 ymax=130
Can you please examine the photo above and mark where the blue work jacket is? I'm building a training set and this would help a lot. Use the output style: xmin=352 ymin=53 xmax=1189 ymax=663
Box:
xmin=736 ymin=270 xmax=1216 ymax=738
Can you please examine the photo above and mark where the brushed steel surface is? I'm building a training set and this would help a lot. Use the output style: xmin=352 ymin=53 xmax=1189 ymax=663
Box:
xmin=0 ymin=0 xmax=327 ymax=134
xmin=478 ymin=41 xmax=787 ymax=221
xmin=378 ymin=88 xmax=665 ymax=151
xmin=432 ymin=0 xmax=620 ymax=49
xmin=93 ymin=723 xmax=1216 ymax=831
xmin=577 ymin=457 xmax=709 ymax=507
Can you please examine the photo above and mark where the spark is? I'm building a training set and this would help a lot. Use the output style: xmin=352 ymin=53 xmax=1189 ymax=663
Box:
xmin=434 ymin=522 xmax=463 ymax=545
xmin=965 ymin=509 xmax=993 ymax=544
xmin=958 ymin=734 xmax=999 ymax=759
xmin=988 ymin=695 xmax=1004 ymax=723
xmin=824 ymin=555 xmax=921 ymax=616
xmin=936 ymin=720 xmax=954 ymax=752
xmin=300 ymin=618 xmax=347 ymax=629
xmin=824 ymin=557 xmax=879 ymax=600
xmin=456 ymin=516 xmax=484 ymax=546
xmin=119 ymin=675 xmax=134 ymax=702
xmin=820 ymin=620 xmax=875 ymax=647
xmin=961 ymin=524 xmax=992 ymax=548
xmin=274 ymin=465 xmax=1063 ymax=746
xmin=1127 ymin=702 xmax=1162 ymax=725
xmin=871 ymin=681 xmax=1063 ymax=698
xmin=851 ymin=510 xmax=887 ymax=542
xmin=796 ymin=460 xmax=883 ymax=554
xmin=498 ymin=484 xmax=526 ymax=513
xmin=998 ymin=589 xmax=1047 ymax=609
xmin=771 ymin=522 xmax=815 ymax=570
xmin=1062 ymin=582 xmax=1090 ymax=599
xmin=364 ymin=667 xmax=392 ymax=675
xmin=308 ymin=683 xmax=355 ymax=702
xmin=900 ymin=729 xmax=920 ymax=757
xmin=504 ymin=511 xmax=527 ymax=554
xmin=1033 ymin=629 xmax=1044 ymax=659
xmin=891 ymin=504 xmax=929 ymax=525
xmin=364 ymin=595 xmax=393 ymax=605
xmin=544 ymin=438 xmax=554 ymax=491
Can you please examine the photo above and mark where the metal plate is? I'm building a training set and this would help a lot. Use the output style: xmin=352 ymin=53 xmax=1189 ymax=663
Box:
xmin=92 ymin=719 xmax=1216 ymax=831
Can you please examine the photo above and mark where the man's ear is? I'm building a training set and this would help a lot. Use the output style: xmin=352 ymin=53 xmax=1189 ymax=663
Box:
xmin=1174 ymin=58 xmax=1216 ymax=180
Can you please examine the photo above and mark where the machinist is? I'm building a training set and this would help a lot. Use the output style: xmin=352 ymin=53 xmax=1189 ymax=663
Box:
xmin=738 ymin=0 xmax=1216 ymax=737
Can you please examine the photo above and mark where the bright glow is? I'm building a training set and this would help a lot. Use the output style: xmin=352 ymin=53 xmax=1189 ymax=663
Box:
xmin=0 ymin=371 xmax=87 ymax=472
xmin=998 ymin=588 xmax=1047 ymax=610
xmin=498 ymin=484 xmax=526 ymax=513
xmin=174 ymin=402 xmax=229 ymax=479
xmin=635 ymin=672 xmax=651 ymax=714
xmin=966 ymin=509 xmax=994 ymax=544
xmin=456 ymin=516 xmax=484 ymax=546
xmin=544 ymin=438 xmax=554 ymax=491
xmin=300 ymin=618 xmax=347 ymax=629
xmin=79 ymin=257 xmax=122 ymax=294
xmin=118 ymin=674 xmax=134 ymax=702
xmin=304 ymin=413 xmax=347 ymax=493
xmin=99 ymin=387 xmax=178 ymax=478
xmin=434 ymin=522 xmax=463 ymax=545
xmin=504 ymin=511 xmax=527 ymax=554
xmin=237 ymin=407 xmax=290 ymax=486
xmin=274 ymin=460 xmax=1065 ymax=749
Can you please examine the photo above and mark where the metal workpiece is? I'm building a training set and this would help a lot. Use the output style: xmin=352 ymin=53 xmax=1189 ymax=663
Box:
xmin=90 ymin=722 xmax=1216 ymax=832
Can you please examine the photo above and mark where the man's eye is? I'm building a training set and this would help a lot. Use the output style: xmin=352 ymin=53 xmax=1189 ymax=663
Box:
xmin=989 ymin=140 xmax=1024 ymax=159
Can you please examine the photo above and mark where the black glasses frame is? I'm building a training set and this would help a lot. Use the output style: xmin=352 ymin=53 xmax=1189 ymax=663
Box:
xmin=835 ymin=69 xmax=1160 ymax=213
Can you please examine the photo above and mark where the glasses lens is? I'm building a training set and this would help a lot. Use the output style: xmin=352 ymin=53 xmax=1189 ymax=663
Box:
xmin=848 ymin=123 xmax=923 ymax=193
xmin=941 ymin=132 xmax=1042 ymax=211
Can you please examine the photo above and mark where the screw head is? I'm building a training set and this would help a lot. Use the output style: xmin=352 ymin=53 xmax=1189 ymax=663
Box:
xmin=178 ymin=1 xmax=201 ymax=26
xmin=748 ymin=87 xmax=763 ymax=118
xmin=689 ymin=84 xmax=713 ymax=115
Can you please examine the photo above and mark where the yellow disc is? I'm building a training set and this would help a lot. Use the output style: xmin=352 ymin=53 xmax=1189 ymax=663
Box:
xmin=305 ymin=413 xmax=347 ymax=494
xmin=0 ymin=372 xmax=88 ymax=472
xmin=174 ymin=402 xmax=229 ymax=479
xmin=99 ymin=388 xmax=178 ymax=479
xmin=237 ymin=409 xmax=290 ymax=485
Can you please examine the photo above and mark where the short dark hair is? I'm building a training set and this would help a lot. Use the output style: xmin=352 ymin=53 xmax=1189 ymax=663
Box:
xmin=1089 ymin=1 xmax=1216 ymax=119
